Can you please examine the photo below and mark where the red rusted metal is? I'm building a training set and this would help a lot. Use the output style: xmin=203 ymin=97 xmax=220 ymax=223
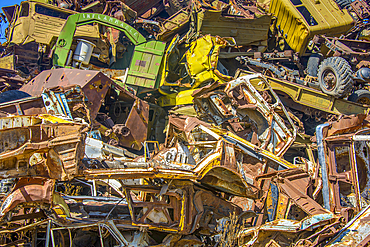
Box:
xmin=20 ymin=68 xmax=112 ymax=119
xmin=122 ymin=0 xmax=162 ymax=16
xmin=0 ymin=177 xmax=54 ymax=216
xmin=351 ymin=0 xmax=370 ymax=19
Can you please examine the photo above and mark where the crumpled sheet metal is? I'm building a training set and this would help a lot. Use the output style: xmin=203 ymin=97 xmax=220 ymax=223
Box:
xmin=0 ymin=115 xmax=86 ymax=180
xmin=318 ymin=117 xmax=370 ymax=216
xmin=0 ymin=0 xmax=369 ymax=245
xmin=121 ymin=0 xmax=162 ymax=16
xmin=325 ymin=204 xmax=370 ymax=246
xmin=20 ymin=68 xmax=150 ymax=151
xmin=326 ymin=114 xmax=369 ymax=137
xmin=122 ymin=181 xmax=241 ymax=234
xmin=225 ymin=74 xmax=296 ymax=156
xmin=239 ymin=213 xmax=336 ymax=246
xmin=186 ymin=35 xmax=234 ymax=88
xmin=0 ymin=177 xmax=54 ymax=217
xmin=260 ymin=169 xmax=330 ymax=222
xmin=83 ymin=122 xmax=261 ymax=198
xmin=83 ymin=113 xmax=297 ymax=201
xmin=197 ymin=8 xmax=271 ymax=46
xmin=0 ymin=177 xmax=241 ymax=240
xmin=193 ymin=73 xmax=297 ymax=157
xmin=20 ymin=68 xmax=111 ymax=119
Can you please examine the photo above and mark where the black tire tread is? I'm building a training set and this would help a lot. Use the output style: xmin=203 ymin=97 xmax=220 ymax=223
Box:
xmin=318 ymin=57 xmax=353 ymax=98
xmin=348 ymin=89 xmax=370 ymax=104
xmin=334 ymin=0 xmax=352 ymax=8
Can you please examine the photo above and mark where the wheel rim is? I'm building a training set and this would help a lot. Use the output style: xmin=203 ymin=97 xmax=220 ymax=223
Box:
xmin=358 ymin=96 xmax=370 ymax=105
xmin=321 ymin=69 xmax=337 ymax=91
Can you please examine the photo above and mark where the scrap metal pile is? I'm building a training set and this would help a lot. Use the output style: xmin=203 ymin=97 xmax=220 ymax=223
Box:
xmin=0 ymin=0 xmax=370 ymax=246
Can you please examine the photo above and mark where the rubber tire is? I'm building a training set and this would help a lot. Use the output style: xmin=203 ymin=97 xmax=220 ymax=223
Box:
xmin=334 ymin=0 xmax=352 ymax=8
xmin=348 ymin=89 xmax=370 ymax=104
xmin=0 ymin=90 xmax=31 ymax=104
xmin=306 ymin=54 xmax=322 ymax=77
xmin=318 ymin=57 xmax=353 ymax=98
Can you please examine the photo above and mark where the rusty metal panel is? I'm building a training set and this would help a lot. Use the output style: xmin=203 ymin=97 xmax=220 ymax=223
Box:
xmin=351 ymin=0 xmax=370 ymax=19
xmin=20 ymin=68 xmax=111 ymax=119
xmin=122 ymin=0 xmax=162 ymax=16
xmin=326 ymin=205 xmax=370 ymax=246
xmin=111 ymin=98 xmax=149 ymax=150
xmin=0 ymin=96 xmax=47 ymax=117
xmin=0 ymin=177 xmax=54 ymax=216
xmin=0 ymin=115 xmax=86 ymax=180
xmin=198 ymin=9 xmax=271 ymax=46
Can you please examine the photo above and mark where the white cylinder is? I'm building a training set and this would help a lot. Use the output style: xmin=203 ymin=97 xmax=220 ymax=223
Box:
xmin=73 ymin=39 xmax=96 ymax=65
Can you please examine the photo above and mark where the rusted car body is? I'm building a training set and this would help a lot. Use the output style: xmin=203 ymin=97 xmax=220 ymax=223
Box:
xmin=317 ymin=115 xmax=370 ymax=217
xmin=325 ymin=204 xmax=370 ymax=246
xmin=0 ymin=115 xmax=86 ymax=180
xmin=83 ymin=114 xmax=297 ymax=199
xmin=20 ymin=68 xmax=151 ymax=151
xmin=193 ymin=74 xmax=297 ymax=157
xmin=1 ymin=0 xmax=370 ymax=245
xmin=0 ymin=176 xmax=240 ymax=245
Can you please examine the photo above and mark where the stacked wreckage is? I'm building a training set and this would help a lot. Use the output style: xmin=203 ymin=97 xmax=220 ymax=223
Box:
xmin=0 ymin=0 xmax=370 ymax=246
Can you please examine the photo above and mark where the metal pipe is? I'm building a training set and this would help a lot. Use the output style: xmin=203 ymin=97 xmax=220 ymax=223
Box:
xmin=68 ymin=229 xmax=72 ymax=247
xmin=98 ymin=224 xmax=104 ymax=247
xmin=51 ymin=229 xmax=55 ymax=247
xmin=316 ymin=123 xmax=330 ymax=210
xmin=45 ymin=220 xmax=51 ymax=247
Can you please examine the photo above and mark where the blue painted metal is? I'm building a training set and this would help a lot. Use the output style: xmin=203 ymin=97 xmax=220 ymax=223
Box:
xmin=316 ymin=123 xmax=331 ymax=210
xmin=267 ymin=183 xmax=279 ymax=222
xmin=42 ymin=90 xmax=73 ymax=119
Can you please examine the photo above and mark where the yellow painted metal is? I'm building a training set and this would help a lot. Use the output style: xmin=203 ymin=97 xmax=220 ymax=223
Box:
xmin=225 ymin=132 xmax=297 ymax=169
xmin=0 ymin=115 xmax=41 ymax=129
xmin=52 ymin=193 xmax=71 ymax=218
xmin=360 ymin=29 xmax=370 ymax=41
xmin=7 ymin=1 xmax=99 ymax=46
xmin=186 ymin=35 xmax=233 ymax=89
xmin=38 ymin=114 xmax=75 ymax=124
xmin=0 ymin=55 xmax=15 ymax=70
xmin=0 ymin=114 xmax=72 ymax=129
xmin=157 ymin=8 xmax=190 ymax=42
xmin=158 ymin=89 xmax=197 ymax=107
xmin=158 ymin=35 xmax=235 ymax=99
xmin=197 ymin=9 xmax=271 ymax=46
xmin=275 ymin=193 xmax=289 ymax=219
xmin=270 ymin=0 xmax=354 ymax=55
xmin=157 ymin=34 xmax=181 ymax=93
xmin=179 ymin=191 xmax=187 ymax=232
xmin=235 ymin=69 xmax=369 ymax=116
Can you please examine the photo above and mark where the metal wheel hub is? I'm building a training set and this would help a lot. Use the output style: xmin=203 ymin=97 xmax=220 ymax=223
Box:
xmin=322 ymin=69 xmax=337 ymax=91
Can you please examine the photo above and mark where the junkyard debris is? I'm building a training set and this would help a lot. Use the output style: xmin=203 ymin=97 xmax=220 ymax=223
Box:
xmin=0 ymin=0 xmax=370 ymax=246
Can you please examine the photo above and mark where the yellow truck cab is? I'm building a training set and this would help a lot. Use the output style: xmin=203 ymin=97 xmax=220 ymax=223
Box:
xmin=2 ymin=0 xmax=99 ymax=46
xmin=270 ymin=0 xmax=355 ymax=55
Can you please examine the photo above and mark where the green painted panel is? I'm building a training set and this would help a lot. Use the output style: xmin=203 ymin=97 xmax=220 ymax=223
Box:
xmin=126 ymin=40 xmax=166 ymax=88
